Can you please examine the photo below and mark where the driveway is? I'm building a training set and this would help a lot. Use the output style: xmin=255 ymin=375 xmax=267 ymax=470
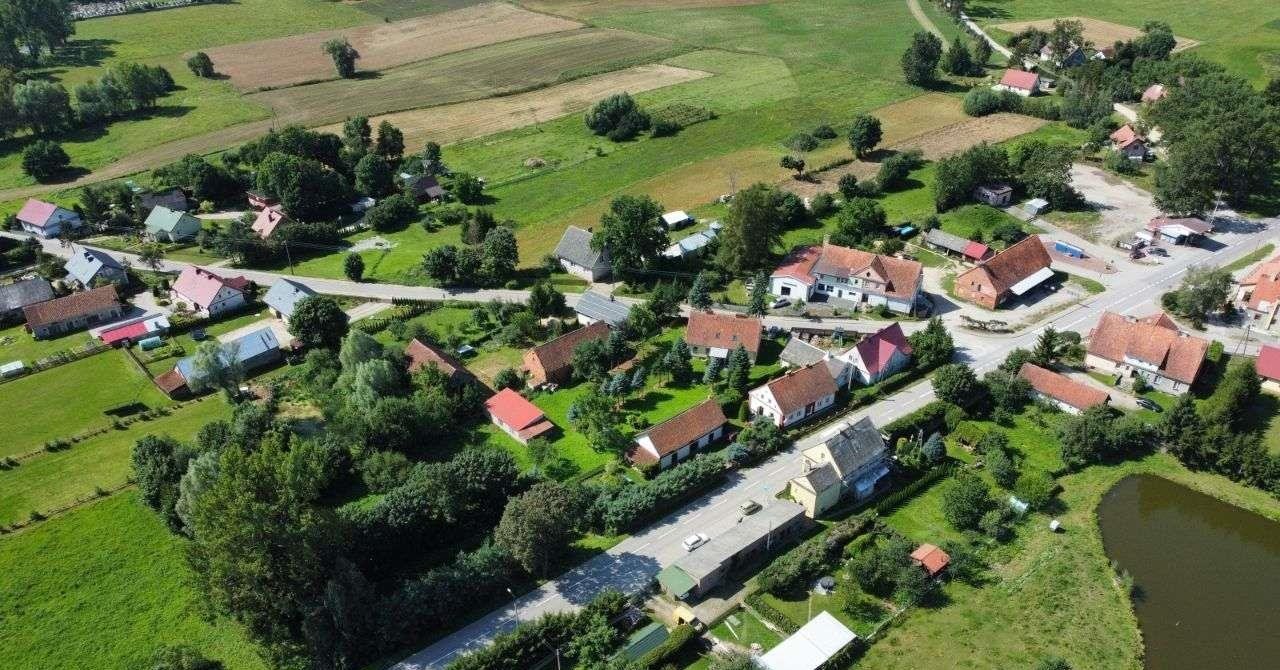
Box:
xmin=1068 ymin=163 xmax=1161 ymax=244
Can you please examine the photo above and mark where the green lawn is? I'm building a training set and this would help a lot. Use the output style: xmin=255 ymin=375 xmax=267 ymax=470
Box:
xmin=710 ymin=607 xmax=784 ymax=650
xmin=0 ymin=323 xmax=95 ymax=367
xmin=1221 ymin=243 xmax=1276 ymax=274
xmin=0 ymin=397 xmax=233 ymax=526
xmin=968 ymin=0 xmax=1280 ymax=84
xmin=760 ymin=585 xmax=891 ymax=639
xmin=0 ymin=351 xmax=169 ymax=459
xmin=0 ymin=493 xmax=269 ymax=670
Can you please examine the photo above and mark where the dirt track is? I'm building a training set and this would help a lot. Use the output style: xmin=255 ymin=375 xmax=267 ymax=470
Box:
xmin=203 ymin=3 xmax=581 ymax=91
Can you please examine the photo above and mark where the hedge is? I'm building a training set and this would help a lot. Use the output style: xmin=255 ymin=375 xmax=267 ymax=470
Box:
xmin=744 ymin=593 xmax=799 ymax=634
xmin=874 ymin=462 xmax=957 ymax=515
xmin=595 ymin=455 xmax=726 ymax=533
xmin=882 ymin=400 xmax=952 ymax=443
xmin=636 ymin=623 xmax=695 ymax=669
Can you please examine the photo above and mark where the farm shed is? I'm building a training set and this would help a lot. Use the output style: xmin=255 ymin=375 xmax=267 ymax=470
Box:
xmin=757 ymin=611 xmax=857 ymax=670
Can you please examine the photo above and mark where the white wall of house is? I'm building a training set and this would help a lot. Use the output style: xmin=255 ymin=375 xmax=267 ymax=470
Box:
xmin=993 ymin=83 xmax=1033 ymax=97
xmin=840 ymin=347 xmax=909 ymax=386
xmin=749 ymin=387 xmax=834 ymax=427
xmin=770 ymin=276 xmax=813 ymax=300
xmin=173 ymin=286 xmax=246 ymax=318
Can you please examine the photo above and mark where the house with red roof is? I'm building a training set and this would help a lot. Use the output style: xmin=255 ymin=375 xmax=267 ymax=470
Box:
xmin=910 ymin=543 xmax=950 ymax=578
xmin=522 ymin=320 xmax=611 ymax=387
xmin=770 ymin=241 xmax=924 ymax=315
xmin=171 ymin=266 xmax=249 ymax=318
xmin=835 ymin=322 xmax=913 ymax=387
xmin=404 ymin=338 xmax=474 ymax=387
xmin=1110 ymin=125 xmax=1148 ymax=160
xmin=1141 ymin=83 xmax=1168 ymax=104
xmin=1085 ymin=311 xmax=1209 ymax=395
xmin=748 ymin=363 xmax=838 ymax=428
xmin=994 ymin=69 xmax=1040 ymax=97
xmin=16 ymin=198 xmax=82 ymax=238
xmin=684 ymin=311 xmax=762 ymax=362
xmin=1018 ymin=362 xmax=1109 ymax=414
xmin=1236 ymin=253 xmax=1280 ymax=332
xmin=484 ymin=388 xmax=554 ymax=445
xmin=252 ymin=205 xmax=287 ymax=239
xmin=1255 ymin=345 xmax=1280 ymax=395
xmin=954 ymin=235 xmax=1054 ymax=309
xmin=628 ymin=398 xmax=727 ymax=470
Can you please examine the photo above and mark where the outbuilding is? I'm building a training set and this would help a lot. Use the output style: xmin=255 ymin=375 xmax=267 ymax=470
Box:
xmin=757 ymin=611 xmax=857 ymax=670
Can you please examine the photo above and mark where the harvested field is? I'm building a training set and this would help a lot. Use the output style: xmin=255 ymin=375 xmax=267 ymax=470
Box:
xmin=319 ymin=63 xmax=709 ymax=147
xmin=204 ymin=3 xmax=581 ymax=91
xmin=784 ymin=111 xmax=1048 ymax=199
xmin=247 ymin=28 xmax=678 ymax=128
xmin=521 ymin=0 xmax=767 ymax=18
xmin=992 ymin=17 xmax=1198 ymax=52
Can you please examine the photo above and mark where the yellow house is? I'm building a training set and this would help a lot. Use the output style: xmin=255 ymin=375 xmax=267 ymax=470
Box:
xmin=789 ymin=463 xmax=843 ymax=518
xmin=788 ymin=417 xmax=890 ymax=518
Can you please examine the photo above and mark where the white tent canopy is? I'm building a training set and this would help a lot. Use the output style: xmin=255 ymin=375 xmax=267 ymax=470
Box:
xmin=758 ymin=611 xmax=857 ymax=670
xmin=1009 ymin=266 xmax=1055 ymax=296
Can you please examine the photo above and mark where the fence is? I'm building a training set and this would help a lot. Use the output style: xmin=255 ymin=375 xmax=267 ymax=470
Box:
xmin=0 ymin=481 xmax=134 ymax=535
xmin=0 ymin=340 xmax=111 ymax=386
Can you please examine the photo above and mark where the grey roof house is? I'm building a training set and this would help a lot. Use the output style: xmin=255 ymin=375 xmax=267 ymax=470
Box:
xmin=790 ymin=417 xmax=891 ymax=517
xmin=554 ymin=226 xmax=611 ymax=282
xmin=168 ymin=326 xmax=282 ymax=396
xmin=0 ymin=278 xmax=55 ymax=323
xmin=139 ymin=188 xmax=189 ymax=213
xmin=263 ymin=279 xmax=316 ymax=322
xmin=144 ymin=206 xmax=203 ymax=242
xmin=64 ymin=245 xmax=127 ymax=287
xmin=574 ymin=290 xmax=631 ymax=328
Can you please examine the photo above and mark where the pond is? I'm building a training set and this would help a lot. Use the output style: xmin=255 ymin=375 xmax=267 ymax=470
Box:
xmin=1097 ymin=475 xmax=1280 ymax=670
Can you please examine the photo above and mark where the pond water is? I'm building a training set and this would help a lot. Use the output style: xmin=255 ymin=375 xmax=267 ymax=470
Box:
xmin=1097 ymin=475 xmax=1280 ymax=670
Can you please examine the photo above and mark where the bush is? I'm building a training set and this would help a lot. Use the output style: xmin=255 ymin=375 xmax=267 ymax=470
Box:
xmin=1105 ymin=151 xmax=1139 ymax=175
xmin=810 ymin=192 xmax=837 ymax=218
xmin=637 ymin=624 xmax=695 ymax=669
xmin=785 ymin=132 xmax=819 ymax=152
xmin=21 ymin=140 xmax=71 ymax=182
xmin=586 ymin=92 xmax=650 ymax=141
xmin=757 ymin=539 xmax=830 ymax=595
xmin=883 ymin=400 xmax=951 ymax=442
xmin=812 ymin=124 xmax=837 ymax=139
xmin=963 ymin=88 xmax=1004 ymax=116
xmin=595 ymin=456 xmax=725 ymax=532
xmin=744 ymin=593 xmax=799 ymax=634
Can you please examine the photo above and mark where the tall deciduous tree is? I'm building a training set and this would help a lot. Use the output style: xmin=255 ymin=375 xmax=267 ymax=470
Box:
xmin=493 ymin=481 xmax=584 ymax=576
xmin=931 ymin=363 xmax=979 ymax=406
xmin=290 ymin=295 xmax=350 ymax=350
xmin=131 ymin=435 xmax=192 ymax=530
xmin=374 ymin=120 xmax=404 ymax=161
xmin=716 ymin=182 xmax=785 ymax=274
xmin=908 ymin=316 xmax=954 ymax=369
xmin=901 ymin=31 xmax=943 ymax=86
xmin=593 ymin=194 xmax=666 ymax=276
xmin=941 ymin=36 xmax=973 ymax=76
xmin=847 ymin=114 xmax=882 ymax=158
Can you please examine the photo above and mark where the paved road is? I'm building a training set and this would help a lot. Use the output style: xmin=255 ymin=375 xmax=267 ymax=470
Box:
xmin=393 ymin=221 xmax=1279 ymax=669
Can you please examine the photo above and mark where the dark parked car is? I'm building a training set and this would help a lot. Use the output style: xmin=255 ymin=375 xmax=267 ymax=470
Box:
xmin=1136 ymin=397 xmax=1162 ymax=412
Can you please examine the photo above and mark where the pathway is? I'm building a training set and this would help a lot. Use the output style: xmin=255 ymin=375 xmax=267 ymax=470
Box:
xmin=906 ymin=0 xmax=944 ymax=39
xmin=960 ymin=11 xmax=1013 ymax=59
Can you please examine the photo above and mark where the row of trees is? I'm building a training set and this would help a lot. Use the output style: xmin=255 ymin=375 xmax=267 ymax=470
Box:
xmin=1 ymin=62 xmax=174 ymax=141
xmin=0 ymin=0 xmax=74 ymax=71
xmin=933 ymin=139 xmax=1078 ymax=212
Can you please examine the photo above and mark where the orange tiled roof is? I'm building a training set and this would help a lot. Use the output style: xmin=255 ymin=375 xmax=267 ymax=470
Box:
xmin=1087 ymin=311 xmax=1209 ymax=385
xmin=1018 ymin=363 xmax=1108 ymax=411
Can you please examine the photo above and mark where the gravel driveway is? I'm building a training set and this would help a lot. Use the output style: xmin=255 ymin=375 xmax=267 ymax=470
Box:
xmin=1068 ymin=163 xmax=1161 ymax=243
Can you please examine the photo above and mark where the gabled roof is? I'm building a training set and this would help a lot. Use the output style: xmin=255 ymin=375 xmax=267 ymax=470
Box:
xmin=808 ymin=244 xmax=923 ymax=300
xmin=139 ymin=188 xmax=188 ymax=212
xmin=1018 ymin=363 xmax=1108 ymax=411
xmin=999 ymin=69 xmax=1039 ymax=91
xmin=685 ymin=312 xmax=762 ymax=356
xmin=176 ymin=326 xmax=281 ymax=382
xmin=781 ymin=337 xmax=828 ymax=367
xmin=1246 ymin=277 xmax=1280 ymax=313
xmin=759 ymin=363 xmax=838 ymax=416
xmin=1141 ymin=83 xmax=1168 ymax=103
xmin=910 ymin=543 xmax=950 ymax=577
xmin=0 ymin=278 xmax=54 ymax=313
xmin=1256 ymin=344 xmax=1280 ymax=382
xmin=262 ymin=279 xmax=315 ymax=320
xmin=23 ymin=285 xmax=119 ymax=329
xmin=1110 ymin=125 xmax=1144 ymax=149
xmin=1240 ymin=253 xmax=1280 ymax=286
xmin=962 ymin=240 xmax=992 ymax=261
xmin=526 ymin=320 xmax=610 ymax=377
xmin=806 ymin=416 xmax=887 ymax=479
xmin=758 ymin=610 xmax=857 ymax=670
xmin=64 ymin=245 xmax=125 ymax=286
xmin=631 ymin=398 xmax=727 ymax=463
xmin=144 ymin=206 xmax=201 ymax=237
xmin=404 ymin=338 xmax=470 ymax=379
xmin=791 ymin=462 xmax=840 ymax=494
xmin=924 ymin=228 xmax=969 ymax=254
xmin=484 ymin=388 xmax=547 ymax=430
xmin=554 ymin=226 xmax=606 ymax=269
xmin=405 ymin=174 xmax=446 ymax=200
xmin=848 ymin=322 xmax=912 ymax=377
xmin=956 ymin=235 xmax=1052 ymax=297
xmin=574 ymin=290 xmax=632 ymax=328
xmin=172 ymin=266 xmax=247 ymax=307
xmin=16 ymin=199 xmax=59 ymax=227
xmin=1087 ymin=311 xmax=1208 ymax=385
xmin=252 ymin=205 xmax=287 ymax=239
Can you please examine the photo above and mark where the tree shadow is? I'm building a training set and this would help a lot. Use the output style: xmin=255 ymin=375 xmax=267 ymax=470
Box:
xmin=47 ymin=38 xmax=118 ymax=69
xmin=923 ymin=79 xmax=972 ymax=95
xmin=34 ymin=165 xmax=92 ymax=185
xmin=625 ymin=390 xmax=675 ymax=414
xmin=965 ymin=1 xmax=1013 ymax=21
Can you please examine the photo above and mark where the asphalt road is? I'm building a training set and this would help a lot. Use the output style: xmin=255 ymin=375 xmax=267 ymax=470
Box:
xmin=393 ymin=220 xmax=1279 ymax=669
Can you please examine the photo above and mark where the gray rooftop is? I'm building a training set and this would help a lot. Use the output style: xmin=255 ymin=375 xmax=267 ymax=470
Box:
xmin=807 ymin=416 xmax=887 ymax=479
xmin=0 ymin=278 xmax=55 ymax=312
xmin=792 ymin=462 xmax=840 ymax=494
xmin=574 ymin=290 xmax=631 ymax=328
xmin=924 ymin=228 xmax=971 ymax=254
xmin=64 ymin=245 xmax=124 ymax=286
xmin=671 ymin=501 xmax=806 ymax=581
xmin=555 ymin=226 xmax=606 ymax=269
xmin=263 ymin=279 xmax=316 ymax=320
xmin=780 ymin=337 xmax=829 ymax=367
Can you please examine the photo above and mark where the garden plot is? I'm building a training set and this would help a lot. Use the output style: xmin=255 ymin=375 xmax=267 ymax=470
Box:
xmin=202 ymin=3 xmax=582 ymax=91
xmin=991 ymin=17 xmax=1198 ymax=52
xmin=319 ymin=63 xmax=710 ymax=148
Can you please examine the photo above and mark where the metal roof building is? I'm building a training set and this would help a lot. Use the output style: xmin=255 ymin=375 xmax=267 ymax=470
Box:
xmin=573 ymin=290 xmax=632 ymax=328
xmin=758 ymin=611 xmax=857 ymax=670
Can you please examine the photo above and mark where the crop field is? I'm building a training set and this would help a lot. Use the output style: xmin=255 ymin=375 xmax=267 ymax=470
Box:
xmin=319 ymin=64 xmax=710 ymax=148
xmin=355 ymin=0 xmax=493 ymax=22
xmin=991 ymin=17 xmax=1199 ymax=52
xmin=970 ymin=0 xmax=1280 ymax=83
xmin=0 ymin=493 xmax=269 ymax=670
xmin=204 ymin=3 xmax=582 ymax=92
xmin=246 ymin=28 xmax=679 ymax=129
xmin=522 ymin=0 xmax=770 ymax=18
xmin=2 ymin=352 xmax=168 ymax=459
xmin=0 ymin=397 xmax=232 ymax=527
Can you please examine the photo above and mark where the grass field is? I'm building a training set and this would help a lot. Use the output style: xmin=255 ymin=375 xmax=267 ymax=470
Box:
xmin=0 ymin=397 xmax=232 ymax=527
xmin=1 ymin=351 xmax=169 ymax=459
xmin=968 ymin=0 xmax=1280 ymax=84
xmin=0 ymin=323 xmax=94 ymax=367
xmin=0 ymin=493 xmax=269 ymax=670
xmin=205 ymin=3 xmax=580 ymax=91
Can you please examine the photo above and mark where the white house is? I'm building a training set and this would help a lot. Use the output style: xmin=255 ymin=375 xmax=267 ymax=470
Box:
xmin=628 ymin=399 xmax=727 ymax=470
xmin=17 ymin=198 xmax=82 ymax=238
xmin=835 ymin=322 xmax=913 ymax=387
xmin=770 ymin=242 xmax=923 ymax=315
xmin=171 ymin=266 xmax=249 ymax=318
xmin=554 ymin=226 xmax=611 ymax=282
xmin=749 ymin=363 xmax=838 ymax=428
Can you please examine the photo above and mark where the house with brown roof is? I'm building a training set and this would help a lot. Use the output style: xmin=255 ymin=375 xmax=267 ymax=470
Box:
xmin=748 ymin=363 xmax=838 ymax=428
xmin=252 ymin=205 xmax=287 ymax=239
xmin=954 ymin=235 xmax=1054 ymax=309
xmin=684 ymin=312 xmax=762 ymax=363
xmin=769 ymin=242 xmax=924 ymax=315
xmin=1018 ymin=363 xmax=1109 ymax=414
xmin=405 ymin=338 xmax=474 ymax=387
xmin=1110 ymin=125 xmax=1148 ymax=160
xmin=1085 ymin=311 xmax=1209 ymax=395
xmin=1145 ymin=217 xmax=1212 ymax=246
xmin=1236 ymin=253 xmax=1280 ymax=332
xmin=522 ymin=320 xmax=610 ymax=387
xmin=23 ymin=285 xmax=123 ymax=339
xmin=628 ymin=398 xmax=728 ymax=470
xmin=994 ymin=69 xmax=1040 ymax=96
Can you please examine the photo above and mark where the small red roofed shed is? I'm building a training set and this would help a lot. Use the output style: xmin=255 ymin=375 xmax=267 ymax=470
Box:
xmin=910 ymin=543 xmax=950 ymax=578
xmin=485 ymin=388 xmax=555 ymax=444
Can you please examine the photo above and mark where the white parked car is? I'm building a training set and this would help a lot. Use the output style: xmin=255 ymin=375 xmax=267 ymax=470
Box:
xmin=681 ymin=533 xmax=710 ymax=552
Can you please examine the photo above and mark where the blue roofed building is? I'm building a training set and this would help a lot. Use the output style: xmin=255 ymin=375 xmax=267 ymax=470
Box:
xmin=165 ymin=326 xmax=282 ymax=396
xmin=263 ymin=279 xmax=317 ymax=322
xmin=63 ymin=245 xmax=127 ymax=287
